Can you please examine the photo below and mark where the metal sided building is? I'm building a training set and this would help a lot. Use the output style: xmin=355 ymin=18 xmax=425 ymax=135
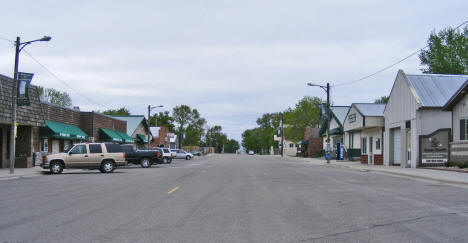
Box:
xmin=384 ymin=70 xmax=468 ymax=168
xmin=443 ymin=79 xmax=468 ymax=163
xmin=343 ymin=103 xmax=385 ymax=164
xmin=111 ymin=115 xmax=151 ymax=149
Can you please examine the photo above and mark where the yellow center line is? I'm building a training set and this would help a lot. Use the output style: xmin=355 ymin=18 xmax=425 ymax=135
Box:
xmin=168 ymin=186 xmax=181 ymax=195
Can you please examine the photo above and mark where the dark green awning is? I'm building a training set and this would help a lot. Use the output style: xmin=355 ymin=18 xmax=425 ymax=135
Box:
xmin=136 ymin=134 xmax=148 ymax=143
xmin=329 ymin=127 xmax=344 ymax=135
xmin=115 ymin=131 xmax=134 ymax=144
xmin=100 ymin=128 xmax=124 ymax=143
xmin=40 ymin=120 xmax=88 ymax=140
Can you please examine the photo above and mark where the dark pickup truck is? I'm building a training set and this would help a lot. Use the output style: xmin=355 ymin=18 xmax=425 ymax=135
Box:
xmin=120 ymin=144 xmax=162 ymax=168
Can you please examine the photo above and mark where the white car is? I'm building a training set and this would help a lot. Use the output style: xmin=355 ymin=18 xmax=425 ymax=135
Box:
xmin=248 ymin=150 xmax=254 ymax=155
xmin=171 ymin=149 xmax=193 ymax=160
xmin=160 ymin=148 xmax=173 ymax=164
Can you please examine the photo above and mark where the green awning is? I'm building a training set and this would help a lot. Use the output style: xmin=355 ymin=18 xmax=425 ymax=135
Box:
xmin=99 ymin=128 xmax=123 ymax=143
xmin=329 ymin=127 xmax=344 ymax=135
xmin=136 ymin=134 xmax=148 ymax=143
xmin=115 ymin=131 xmax=134 ymax=144
xmin=40 ymin=120 xmax=88 ymax=140
xmin=298 ymin=139 xmax=309 ymax=145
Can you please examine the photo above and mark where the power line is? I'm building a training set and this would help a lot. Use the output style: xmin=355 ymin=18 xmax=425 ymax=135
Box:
xmin=0 ymin=36 xmax=13 ymax=42
xmin=22 ymin=50 xmax=111 ymax=109
xmin=333 ymin=19 xmax=468 ymax=87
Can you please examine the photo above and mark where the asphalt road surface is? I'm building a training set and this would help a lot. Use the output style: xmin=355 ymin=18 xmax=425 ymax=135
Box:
xmin=1 ymin=154 xmax=468 ymax=243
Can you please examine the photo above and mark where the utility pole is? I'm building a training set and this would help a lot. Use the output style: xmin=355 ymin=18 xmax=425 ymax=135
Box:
xmin=281 ymin=112 xmax=284 ymax=157
xmin=147 ymin=105 xmax=163 ymax=149
xmin=326 ymin=83 xmax=330 ymax=164
xmin=10 ymin=37 xmax=20 ymax=174
xmin=307 ymin=82 xmax=331 ymax=164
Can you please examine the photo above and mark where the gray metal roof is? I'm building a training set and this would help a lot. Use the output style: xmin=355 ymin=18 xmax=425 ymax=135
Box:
xmin=150 ymin=127 xmax=160 ymax=138
xmin=112 ymin=115 xmax=147 ymax=136
xmin=330 ymin=106 xmax=349 ymax=125
xmin=406 ymin=74 xmax=468 ymax=107
xmin=354 ymin=103 xmax=385 ymax=116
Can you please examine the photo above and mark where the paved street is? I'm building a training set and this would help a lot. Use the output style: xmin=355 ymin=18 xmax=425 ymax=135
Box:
xmin=1 ymin=154 xmax=468 ymax=243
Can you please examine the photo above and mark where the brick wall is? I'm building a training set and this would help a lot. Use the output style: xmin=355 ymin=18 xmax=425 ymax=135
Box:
xmin=41 ymin=103 xmax=81 ymax=126
xmin=307 ymin=137 xmax=323 ymax=157
xmin=374 ymin=154 xmax=383 ymax=165
xmin=80 ymin=112 xmax=126 ymax=142
xmin=360 ymin=155 xmax=368 ymax=164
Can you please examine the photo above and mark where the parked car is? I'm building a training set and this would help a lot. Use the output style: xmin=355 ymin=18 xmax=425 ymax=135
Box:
xmin=171 ymin=149 xmax=193 ymax=160
xmin=146 ymin=147 xmax=172 ymax=164
xmin=120 ymin=144 xmax=162 ymax=168
xmin=41 ymin=143 xmax=127 ymax=174
xmin=170 ymin=149 xmax=178 ymax=158
xmin=248 ymin=150 xmax=254 ymax=155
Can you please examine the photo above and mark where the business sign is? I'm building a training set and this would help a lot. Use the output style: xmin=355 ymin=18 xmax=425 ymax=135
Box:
xmin=348 ymin=113 xmax=356 ymax=123
xmin=17 ymin=72 xmax=34 ymax=106
xmin=420 ymin=129 xmax=450 ymax=165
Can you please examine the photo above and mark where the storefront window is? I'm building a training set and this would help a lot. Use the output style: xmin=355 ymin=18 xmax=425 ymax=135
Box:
xmin=376 ymin=138 xmax=381 ymax=150
xmin=461 ymin=119 xmax=468 ymax=140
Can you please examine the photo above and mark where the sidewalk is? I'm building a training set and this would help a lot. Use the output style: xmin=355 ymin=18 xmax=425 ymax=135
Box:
xmin=0 ymin=166 xmax=44 ymax=180
xmin=284 ymin=156 xmax=468 ymax=186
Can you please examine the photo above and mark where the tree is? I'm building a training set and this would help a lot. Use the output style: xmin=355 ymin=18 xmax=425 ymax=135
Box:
xmin=149 ymin=111 xmax=175 ymax=131
xmin=37 ymin=86 xmax=72 ymax=107
xmin=102 ymin=107 xmax=130 ymax=116
xmin=172 ymin=105 xmax=206 ymax=147
xmin=283 ymin=96 xmax=322 ymax=142
xmin=374 ymin=96 xmax=389 ymax=104
xmin=419 ymin=26 xmax=468 ymax=74
xmin=205 ymin=125 xmax=228 ymax=153
xmin=224 ymin=139 xmax=240 ymax=153
xmin=242 ymin=128 xmax=262 ymax=153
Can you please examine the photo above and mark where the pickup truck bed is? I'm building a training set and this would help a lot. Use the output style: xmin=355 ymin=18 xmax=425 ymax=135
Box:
xmin=121 ymin=145 xmax=161 ymax=168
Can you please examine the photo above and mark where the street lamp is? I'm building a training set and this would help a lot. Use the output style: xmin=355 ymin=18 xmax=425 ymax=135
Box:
xmin=10 ymin=36 xmax=52 ymax=174
xmin=147 ymin=105 xmax=163 ymax=148
xmin=307 ymin=82 xmax=331 ymax=164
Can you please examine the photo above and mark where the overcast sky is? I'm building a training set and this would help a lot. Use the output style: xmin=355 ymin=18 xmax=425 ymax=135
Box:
xmin=0 ymin=0 xmax=467 ymax=142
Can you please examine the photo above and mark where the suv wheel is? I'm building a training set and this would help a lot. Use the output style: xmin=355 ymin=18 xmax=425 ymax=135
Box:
xmin=101 ymin=160 xmax=115 ymax=173
xmin=140 ymin=158 xmax=151 ymax=168
xmin=185 ymin=155 xmax=191 ymax=160
xmin=162 ymin=157 xmax=168 ymax=164
xmin=50 ymin=162 xmax=63 ymax=174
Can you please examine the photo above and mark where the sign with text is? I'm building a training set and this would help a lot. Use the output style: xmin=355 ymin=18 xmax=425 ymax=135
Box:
xmin=348 ymin=113 xmax=356 ymax=123
xmin=420 ymin=129 xmax=450 ymax=165
xmin=17 ymin=72 xmax=34 ymax=106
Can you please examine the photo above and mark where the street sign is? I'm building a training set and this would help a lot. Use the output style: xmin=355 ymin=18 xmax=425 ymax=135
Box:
xmin=17 ymin=72 xmax=34 ymax=106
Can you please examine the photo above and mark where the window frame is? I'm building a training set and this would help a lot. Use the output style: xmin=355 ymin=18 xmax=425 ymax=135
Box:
xmin=362 ymin=137 xmax=367 ymax=154
xmin=89 ymin=144 xmax=103 ymax=154
xmin=70 ymin=145 xmax=87 ymax=154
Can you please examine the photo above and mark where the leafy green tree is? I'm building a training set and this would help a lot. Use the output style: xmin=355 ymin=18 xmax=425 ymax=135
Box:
xmin=283 ymin=96 xmax=322 ymax=142
xmin=242 ymin=128 xmax=262 ymax=153
xmin=205 ymin=125 xmax=228 ymax=153
xmin=102 ymin=107 xmax=130 ymax=116
xmin=37 ymin=86 xmax=72 ymax=107
xmin=149 ymin=111 xmax=175 ymax=131
xmin=224 ymin=139 xmax=240 ymax=153
xmin=419 ymin=26 xmax=468 ymax=74
xmin=173 ymin=105 xmax=206 ymax=147
xmin=374 ymin=96 xmax=389 ymax=104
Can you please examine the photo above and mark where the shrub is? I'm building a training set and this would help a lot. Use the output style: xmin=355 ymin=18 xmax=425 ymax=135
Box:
xmin=444 ymin=161 xmax=457 ymax=167
xmin=458 ymin=161 xmax=468 ymax=169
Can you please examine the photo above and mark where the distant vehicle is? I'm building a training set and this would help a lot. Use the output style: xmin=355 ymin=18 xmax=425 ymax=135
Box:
xmin=120 ymin=144 xmax=161 ymax=168
xmin=41 ymin=143 xmax=127 ymax=174
xmin=171 ymin=149 xmax=193 ymax=160
xmin=170 ymin=149 xmax=178 ymax=158
xmin=248 ymin=150 xmax=254 ymax=155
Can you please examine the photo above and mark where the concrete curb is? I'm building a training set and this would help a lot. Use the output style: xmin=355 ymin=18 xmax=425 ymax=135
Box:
xmin=320 ymin=163 xmax=468 ymax=186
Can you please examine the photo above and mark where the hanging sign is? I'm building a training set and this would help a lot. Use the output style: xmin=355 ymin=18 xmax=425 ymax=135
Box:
xmin=17 ymin=72 xmax=34 ymax=106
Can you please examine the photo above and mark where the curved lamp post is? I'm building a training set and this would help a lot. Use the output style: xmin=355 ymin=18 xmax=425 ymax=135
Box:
xmin=10 ymin=36 xmax=52 ymax=174
xmin=147 ymin=105 xmax=163 ymax=148
xmin=307 ymin=82 xmax=330 ymax=164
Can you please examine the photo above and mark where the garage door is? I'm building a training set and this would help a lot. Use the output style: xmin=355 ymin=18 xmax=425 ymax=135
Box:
xmin=392 ymin=128 xmax=401 ymax=165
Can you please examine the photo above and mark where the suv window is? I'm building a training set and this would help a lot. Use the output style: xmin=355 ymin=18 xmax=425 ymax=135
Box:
xmin=70 ymin=145 xmax=87 ymax=154
xmin=89 ymin=144 xmax=102 ymax=154
xmin=105 ymin=143 xmax=122 ymax=153
xmin=120 ymin=145 xmax=134 ymax=153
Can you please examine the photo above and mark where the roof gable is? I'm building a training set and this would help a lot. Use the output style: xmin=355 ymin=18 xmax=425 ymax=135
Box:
xmin=112 ymin=115 xmax=147 ymax=136
xmin=353 ymin=103 xmax=385 ymax=117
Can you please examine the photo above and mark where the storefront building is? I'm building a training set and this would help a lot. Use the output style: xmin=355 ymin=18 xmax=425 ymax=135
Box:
xmin=80 ymin=112 xmax=127 ymax=144
xmin=343 ymin=103 xmax=385 ymax=164
xmin=112 ymin=115 xmax=151 ymax=149
xmin=319 ymin=105 xmax=349 ymax=158
xmin=384 ymin=70 xmax=468 ymax=168
xmin=150 ymin=126 xmax=171 ymax=148
xmin=0 ymin=74 xmax=44 ymax=168
xmin=443 ymin=79 xmax=468 ymax=163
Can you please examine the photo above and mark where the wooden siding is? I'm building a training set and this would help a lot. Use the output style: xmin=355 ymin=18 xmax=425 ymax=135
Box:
xmin=41 ymin=103 xmax=81 ymax=126
xmin=344 ymin=106 xmax=364 ymax=131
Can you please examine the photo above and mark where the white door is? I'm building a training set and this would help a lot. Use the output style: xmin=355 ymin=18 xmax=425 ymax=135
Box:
xmin=392 ymin=128 xmax=401 ymax=165
xmin=52 ymin=140 xmax=60 ymax=154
